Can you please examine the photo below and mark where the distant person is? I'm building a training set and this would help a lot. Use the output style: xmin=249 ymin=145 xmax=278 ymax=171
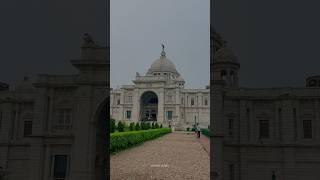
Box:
xmin=196 ymin=123 xmax=201 ymax=138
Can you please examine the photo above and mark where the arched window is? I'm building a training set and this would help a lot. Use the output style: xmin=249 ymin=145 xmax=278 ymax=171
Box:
xmin=221 ymin=70 xmax=227 ymax=80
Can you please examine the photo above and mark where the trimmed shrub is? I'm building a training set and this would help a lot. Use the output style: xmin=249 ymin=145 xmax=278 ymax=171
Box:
xmin=151 ymin=122 xmax=155 ymax=129
xmin=110 ymin=119 xmax=116 ymax=133
xmin=155 ymin=122 xmax=159 ymax=129
xmin=118 ymin=121 xmax=125 ymax=132
xmin=201 ymin=128 xmax=211 ymax=138
xmin=110 ymin=128 xmax=172 ymax=153
xmin=129 ymin=122 xmax=135 ymax=131
xmin=186 ymin=127 xmax=190 ymax=131
xmin=123 ymin=122 xmax=129 ymax=131
xmin=135 ymin=122 xmax=140 ymax=131
xmin=146 ymin=123 xmax=151 ymax=130
xmin=160 ymin=124 xmax=162 ymax=128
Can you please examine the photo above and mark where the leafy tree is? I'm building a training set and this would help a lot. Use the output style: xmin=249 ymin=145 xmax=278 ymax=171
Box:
xmin=151 ymin=122 xmax=155 ymax=129
xmin=110 ymin=119 xmax=116 ymax=133
xmin=135 ymin=122 xmax=140 ymax=131
xmin=129 ymin=122 xmax=135 ymax=131
xmin=155 ymin=122 xmax=159 ymax=129
xmin=118 ymin=121 xmax=125 ymax=132
xmin=146 ymin=123 xmax=151 ymax=130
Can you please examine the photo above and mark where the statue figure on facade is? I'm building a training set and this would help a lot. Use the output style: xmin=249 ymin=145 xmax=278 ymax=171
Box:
xmin=161 ymin=44 xmax=165 ymax=51
xmin=136 ymin=72 xmax=140 ymax=76
xmin=82 ymin=33 xmax=95 ymax=46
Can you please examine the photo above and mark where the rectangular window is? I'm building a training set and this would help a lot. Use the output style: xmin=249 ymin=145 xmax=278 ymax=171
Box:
xmin=303 ymin=120 xmax=312 ymax=139
xmin=228 ymin=119 xmax=234 ymax=136
xmin=53 ymin=155 xmax=68 ymax=179
xmin=259 ymin=120 xmax=269 ymax=138
xmin=117 ymin=99 xmax=120 ymax=105
xmin=191 ymin=98 xmax=194 ymax=106
xmin=204 ymin=99 xmax=208 ymax=106
xmin=126 ymin=110 xmax=131 ymax=119
xmin=126 ymin=96 xmax=132 ymax=103
xmin=56 ymin=109 xmax=72 ymax=130
xmin=167 ymin=111 xmax=173 ymax=120
xmin=24 ymin=121 xmax=33 ymax=137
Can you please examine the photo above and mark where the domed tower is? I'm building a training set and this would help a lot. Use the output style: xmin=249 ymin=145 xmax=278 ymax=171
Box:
xmin=213 ymin=44 xmax=240 ymax=88
xmin=306 ymin=75 xmax=320 ymax=87
xmin=144 ymin=45 xmax=185 ymax=87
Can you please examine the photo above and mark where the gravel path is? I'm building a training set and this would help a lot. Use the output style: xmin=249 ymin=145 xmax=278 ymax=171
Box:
xmin=111 ymin=131 xmax=210 ymax=180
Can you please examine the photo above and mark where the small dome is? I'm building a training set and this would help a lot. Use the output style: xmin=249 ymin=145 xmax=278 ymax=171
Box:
xmin=214 ymin=47 xmax=238 ymax=63
xmin=15 ymin=76 xmax=34 ymax=91
xmin=147 ymin=49 xmax=179 ymax=75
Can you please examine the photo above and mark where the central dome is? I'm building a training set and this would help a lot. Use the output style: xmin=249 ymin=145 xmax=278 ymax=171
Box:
xmin=146 ymin=49 xmax=179 ymax=75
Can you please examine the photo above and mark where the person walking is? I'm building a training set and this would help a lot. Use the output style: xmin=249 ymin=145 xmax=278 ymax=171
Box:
xmin=196 ymin=123 xmax=201 ymax=138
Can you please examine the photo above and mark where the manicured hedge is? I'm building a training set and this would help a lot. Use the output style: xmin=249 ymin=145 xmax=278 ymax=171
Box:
xmin=110 ymin=128 xmax=171 ymax=153
xmin=201 ymin=128 xmax=211 ymax=138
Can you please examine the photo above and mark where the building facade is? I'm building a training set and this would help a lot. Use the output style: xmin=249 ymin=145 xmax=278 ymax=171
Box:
xmin=211 ymin=32 xmax=320 ymax=180
xmin=0 ymin=36 xmax=108 ymax=180
xmin=110 ymin=47 xmax=210 ymax=130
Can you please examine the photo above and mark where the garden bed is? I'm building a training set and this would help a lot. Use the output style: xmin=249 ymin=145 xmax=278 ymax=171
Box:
xmin=110 ymin=128 xmax=171 ymax=153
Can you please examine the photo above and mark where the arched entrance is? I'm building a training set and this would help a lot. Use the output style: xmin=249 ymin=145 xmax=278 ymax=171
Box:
xmin=140 ymin=91 xmax=158 ymax=121
xmin=94 ymin=97 xmax=108 ymax=180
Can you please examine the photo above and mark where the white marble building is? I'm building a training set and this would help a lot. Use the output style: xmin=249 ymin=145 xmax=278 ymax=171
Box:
xmin=110 ymin=46 xmax=210 ymax=130
xmin=211 ymin=31 xmax=320 ymax=180
xmin=0 ymin=36 xmax=108 ymax=180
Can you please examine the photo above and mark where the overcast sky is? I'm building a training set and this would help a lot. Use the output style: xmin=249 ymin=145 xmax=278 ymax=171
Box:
xmin=1 ymin=0 xmax=319 ymax=89
xmin=214 ymin=0 xmax=320 ymax=88
xmin=111 ymin=0 xmax=210 ymax=89
xmin=0 ymin=0 xmax=106 ymax=88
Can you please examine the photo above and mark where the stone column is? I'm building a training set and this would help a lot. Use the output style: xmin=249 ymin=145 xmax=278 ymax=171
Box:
xmin=69 ymin=87 xmax=94 ymax=180
xmin=157 ymin=89 xmax=165 ymax=123
xmin=175 ymin=89 xmax=180 ymax=126
xmin=211 ymin=81 xmax=225 ymax=180
xmin=132 ymin=88 xmax=140 ymax=122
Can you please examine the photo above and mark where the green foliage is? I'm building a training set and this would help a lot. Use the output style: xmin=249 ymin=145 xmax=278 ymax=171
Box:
xmin=141 ymin=122 xmax=150 ymax=130
xmin=151 ymin=122 xmax=155 ymax=129
xmin=117 ymin=121 xmax=125 ymax=132
xmin=129 ymin=122 xmax=135 ymax=131
xmin=146 ymin=123 xmax=151 ymax=130
xmin=186 ymin=127 xmax=190 ymax=131
xmin=201 ymin=128 xmax=211 ymax=138
xmin=160 ymin=124 xmax=162 ymax=128
xmin=110 ymin=128 xmax=172 ymax=153
xmin=155 ymin=122 xmax=159 ymax=129
xmin=123 ymin=122 xmax=129 ymax=131
xmin=110 ymin=119 xmax=116 ymax=133
xmin=135 ymin=122 xmax=140 ymax=131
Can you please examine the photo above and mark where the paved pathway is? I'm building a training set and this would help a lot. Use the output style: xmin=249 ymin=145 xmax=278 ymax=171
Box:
xmin=111 ymin=131 xmax=210 ymax=180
